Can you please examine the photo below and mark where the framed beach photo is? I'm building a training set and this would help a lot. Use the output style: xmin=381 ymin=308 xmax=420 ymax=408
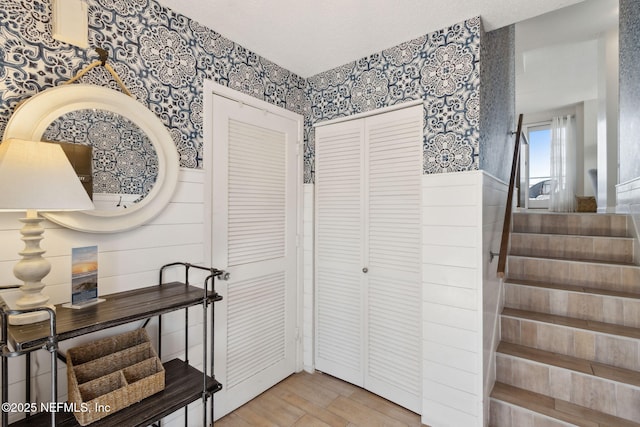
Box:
xmin=66 ymin=245 xmax=104 ymax=308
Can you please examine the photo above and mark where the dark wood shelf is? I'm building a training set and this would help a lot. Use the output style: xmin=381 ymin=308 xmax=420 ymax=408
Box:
xmin=9 ymin=358 xmax=222 ymax=427
xmin=2 ymin=271 xmax=223 ymax=427
xmin=3 ymin=282 xmax=221 ymax=352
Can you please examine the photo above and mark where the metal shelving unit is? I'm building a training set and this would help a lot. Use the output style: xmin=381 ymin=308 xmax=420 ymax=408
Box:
xmin=1 ymin=262 xmax=223 ymax=426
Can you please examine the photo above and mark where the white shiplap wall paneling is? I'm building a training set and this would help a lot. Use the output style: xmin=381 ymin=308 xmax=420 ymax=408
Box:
xmin=422 ymin=171 xmax=482 ymax=426
xmin=0 ymin=168 xmax=209 ymax=425
xmin=421 ymin=170 xmax=507 ymax=427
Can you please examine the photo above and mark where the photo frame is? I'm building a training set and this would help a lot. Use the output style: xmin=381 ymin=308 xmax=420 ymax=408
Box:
xmin=63 ymin=245 xmax=105 ymax=308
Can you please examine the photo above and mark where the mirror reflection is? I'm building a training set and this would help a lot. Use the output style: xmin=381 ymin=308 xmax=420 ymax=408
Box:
xmin=42 ymin=109 xmax=159 ymax=210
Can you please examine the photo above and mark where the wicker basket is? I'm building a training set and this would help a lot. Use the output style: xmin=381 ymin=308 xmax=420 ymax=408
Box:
xmin=67 ymin=329 xmax=165 ymax=425
xmin=576 ymin=196 xmax=597 ymax=212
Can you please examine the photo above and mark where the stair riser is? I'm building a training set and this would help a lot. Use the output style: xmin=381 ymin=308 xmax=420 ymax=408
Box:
xmin=509 ymin=233 xmax=633 ymax=263
xmin=504 ymin=284 xmax=640 ymax=328
xmin=512 ymin=213 xmax=629 ymax=237
xmin=496 ymin=354 xmax=640 ymax=423
xmin=501 ymin=316 xmax=640 ymax=371
xmin=507 ymin=256 xmax=640 ymax=294
xmin=490 ymin=399 xmax=577 ymax=427
xmin=496 ymin=212 xmax=638 ymax=427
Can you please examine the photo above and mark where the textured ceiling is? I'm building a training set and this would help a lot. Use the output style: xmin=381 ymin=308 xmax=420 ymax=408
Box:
xmin=156 ymin=0 xmax=586 ymax=78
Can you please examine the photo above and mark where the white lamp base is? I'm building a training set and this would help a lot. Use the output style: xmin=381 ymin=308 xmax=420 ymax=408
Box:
xmin=1 ymin=292 xmax=56 ymax=325
xmin=8 ymin=211 xmax=55 ymax=325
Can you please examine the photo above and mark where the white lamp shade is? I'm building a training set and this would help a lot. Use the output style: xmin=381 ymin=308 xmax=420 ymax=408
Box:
xmin=0 ymin=138 xmax=95 ymax=212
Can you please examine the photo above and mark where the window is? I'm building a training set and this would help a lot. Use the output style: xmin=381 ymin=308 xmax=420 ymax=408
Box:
xmin=526 ymin=123 xmax=552 ymax=205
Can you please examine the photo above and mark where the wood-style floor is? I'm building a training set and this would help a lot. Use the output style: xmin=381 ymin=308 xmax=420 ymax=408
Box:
xmin=215 ymin=371 xmax=427 ymax=427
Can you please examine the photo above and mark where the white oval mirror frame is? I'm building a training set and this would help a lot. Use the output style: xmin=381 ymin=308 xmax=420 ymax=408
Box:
xmin=3 ymin=84 xmax=180 ymax=233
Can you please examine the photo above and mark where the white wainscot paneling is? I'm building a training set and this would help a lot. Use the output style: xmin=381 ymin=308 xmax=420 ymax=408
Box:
xmin=616 ymin=177 xmax=640 ymax=265
xmin=0 ymin=168 xmax=209 ymax=425
xmin=481 ymin=173 xmax=508 ymax=427
xmin=421 ymin=171 xmax=507 ymax=427
xmin=616 ymin=175 xmax=640 ymax=214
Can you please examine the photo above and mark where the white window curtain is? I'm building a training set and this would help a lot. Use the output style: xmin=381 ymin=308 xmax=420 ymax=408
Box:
xmin=549 ymin=115 xmax=576 ymax=212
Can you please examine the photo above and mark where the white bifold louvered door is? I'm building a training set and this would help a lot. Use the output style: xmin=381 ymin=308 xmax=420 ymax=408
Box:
xmin=211 ymin=95 xmax=299 ymax=418
xmin=315 ymin=104 xmax=422 ymax=413
xmin=315 ymin=118 xmax=365 ymax=386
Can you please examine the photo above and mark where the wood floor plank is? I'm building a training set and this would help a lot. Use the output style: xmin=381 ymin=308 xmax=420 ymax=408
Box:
xmin=273 ymin=372 xmax=342 ymax=407
xmin=348 ymin=388 xmax=421 ymax=427
xmin=249 ymin=392 xmax=306 ymax=426
xmin=217 ymin=372 xmax=428 ymax=427
xmin=293 ymin=414 xmax=333 ymax=427
xmin=214 ymin=413 xmax=253 ymax=427
xmin=310 ymin=372 xmax=359 ymax=397
xmin=327 ymin=396 xmax=409 ymax=427
xmin=233 ymin=404 xmax=280 ymax=427
xmin=279 ymin=391 xmax=350 ymax=427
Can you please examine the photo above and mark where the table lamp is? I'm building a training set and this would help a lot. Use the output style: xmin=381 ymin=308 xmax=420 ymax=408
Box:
xmin=0 ymin=138 xmax=94 ymax=324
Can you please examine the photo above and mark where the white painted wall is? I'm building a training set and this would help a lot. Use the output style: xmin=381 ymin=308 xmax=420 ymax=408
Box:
xmin=0 ymin=169 xmax=211 ymax=425
xmin=421 ymin=170 xmax=506 ymax=427
xmin=596 ymin=28 xmax=620 ymax=212
xmin=583 ymin=99 xmax=598 ymax=197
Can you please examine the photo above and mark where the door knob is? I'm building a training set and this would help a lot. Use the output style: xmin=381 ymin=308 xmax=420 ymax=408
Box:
xmin=362 ymin=267 xmax=368 ymax=273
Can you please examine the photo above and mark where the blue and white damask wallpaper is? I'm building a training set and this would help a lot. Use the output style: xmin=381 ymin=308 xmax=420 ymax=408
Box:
xmin=306 ymin=18 xmax=481 ymax=180
xmin=44 ymin=109 xmax=158 ymax=196
xmin=0 ymin=0 xmax=306 ymax=175
xmin=1 ymin=0 xmax=490 ymax=185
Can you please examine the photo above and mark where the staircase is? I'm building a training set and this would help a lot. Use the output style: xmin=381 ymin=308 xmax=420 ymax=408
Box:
xmin=490 ymin=211 xmax=640 ymax=427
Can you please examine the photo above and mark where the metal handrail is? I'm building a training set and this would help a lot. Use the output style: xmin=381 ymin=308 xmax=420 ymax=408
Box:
xmin=497 ymin=114 xmax=525 ymax=278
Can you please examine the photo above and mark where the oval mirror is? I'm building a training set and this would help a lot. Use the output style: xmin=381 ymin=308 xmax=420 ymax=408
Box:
xmin=42 ymin=108 xmax=159 ymax=210
xmin=3 ymin=84 xmax=179 ymax=233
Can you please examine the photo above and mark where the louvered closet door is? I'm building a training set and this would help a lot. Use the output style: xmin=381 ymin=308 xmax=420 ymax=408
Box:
xmin=211 ymin=95 xmax=298 ymax=418
xmin=364 ymin=106 xmax=422 ymax=413
xmin=315 ymin=104 xmax=422 ymax=413
xmin=314 ymin=119 xmax=365 ymax=386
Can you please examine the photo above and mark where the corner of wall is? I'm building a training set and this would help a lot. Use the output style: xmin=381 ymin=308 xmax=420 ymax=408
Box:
xmin=302 ymin=183 xmax=315 ymax=372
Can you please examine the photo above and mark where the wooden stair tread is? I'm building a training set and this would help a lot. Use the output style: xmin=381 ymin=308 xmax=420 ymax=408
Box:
xmin=503 ymin=279 xmax=640 ymax=301
xmin=507 ymin=253 xmax=639 ymax=267
xmin=495 ymin=212 xmax=638 ymax=426
xmin=501 ymin=307 xmax=640 ymax=340
xmin=510 ymin=231 xmax=635 ymax=241
xmin=491 ymin=382 xmax=640 ymax=427
xmin=497 ymin=341 xmax=640 ymax=388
